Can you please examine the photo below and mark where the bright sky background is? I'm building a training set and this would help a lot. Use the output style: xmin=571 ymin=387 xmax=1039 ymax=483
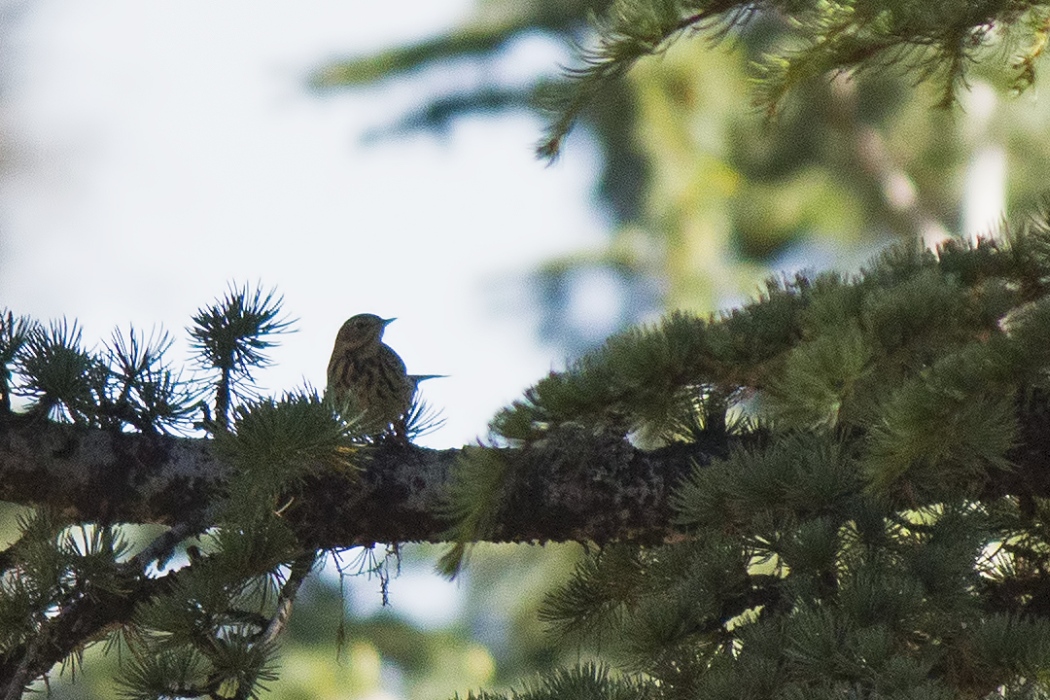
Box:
xmin=0 ymin=0 xmax=609 ymax=452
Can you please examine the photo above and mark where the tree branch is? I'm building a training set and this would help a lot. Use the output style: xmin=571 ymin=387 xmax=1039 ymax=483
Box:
xmin=5 ymin=394 xmax=1050 ymax=549
xmin=0 ymin=419 xmax=711 ymax=548
xmin=0 ymin=565 xmax=182 ymax=699
xmin=5 ymin=391 xmax=1050 ymax=550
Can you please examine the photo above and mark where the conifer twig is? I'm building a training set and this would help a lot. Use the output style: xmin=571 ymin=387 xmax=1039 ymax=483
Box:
xmin=260 ymin=553 xmax=317 ymax=647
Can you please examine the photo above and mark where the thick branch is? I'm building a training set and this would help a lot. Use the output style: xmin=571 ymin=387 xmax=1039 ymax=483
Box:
xmin=3 ymin=392 xmax=1050 ymax=548
xmin=0 ymin=420 xmax=711 ymax=547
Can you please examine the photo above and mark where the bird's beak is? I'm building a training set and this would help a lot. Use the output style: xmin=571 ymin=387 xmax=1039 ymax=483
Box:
xmin=382 ymin=317 xmax=396 ymax=327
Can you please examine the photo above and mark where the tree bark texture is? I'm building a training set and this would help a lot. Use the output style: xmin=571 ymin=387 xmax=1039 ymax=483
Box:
xmin=3 ymin=394 xmax=1050 ymax=548
xmin=0 ymin=420 xmax=718 ymax=548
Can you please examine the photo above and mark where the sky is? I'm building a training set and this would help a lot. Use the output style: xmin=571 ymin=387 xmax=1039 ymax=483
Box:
xmin=0 ymin=0 xmax=610 ymax=451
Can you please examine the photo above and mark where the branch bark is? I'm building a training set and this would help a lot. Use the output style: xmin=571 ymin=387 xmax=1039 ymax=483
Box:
xmin=4 ymin=392 xmax=1050 ymax=548
xmin=0 ymin=419 xmax=716 ymax=548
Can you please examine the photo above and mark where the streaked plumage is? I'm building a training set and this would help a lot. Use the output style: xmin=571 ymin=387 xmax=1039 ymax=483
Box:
xmin=326 ymin=314 xmax=415 ymax=434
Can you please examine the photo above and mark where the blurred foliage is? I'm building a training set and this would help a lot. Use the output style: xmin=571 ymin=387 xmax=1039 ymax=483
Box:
xmin=314 ymin=0 xmax=1050 ymax=328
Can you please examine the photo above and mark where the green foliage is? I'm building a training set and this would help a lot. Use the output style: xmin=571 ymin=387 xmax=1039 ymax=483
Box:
xmin=214 ymin=390 xmax=362 ymax=524
xmin=16 ymin=319 xmax=101 ymax=423
xmin=445 ymin=209 xmax=1050 ymax=698
xmin=672 ymin=433 xmax=862 ymax=529
xmin=490 ymin=309 xmax=774 ymax=444
xmin=317 ymin=0 xmax=1050 ymax=339
xmin=536 ymin=545 xmax=647 ymax=644
xmin=536 ymin=0 xmax=685 ymax=159
xmin=0 ymin=311 xmax=36 ymax=414
xmin=492 ymin=209 xmax=1050 ymax=461
xmin=0 ymin=510 xmax=131 ymax=657
xmin=438 ymin=447 xmax=512 ymax=577
xmin=115 ymin=634 xmax=281 ymax=700
xmin=101 ymin=327 xmax=200 ymax=434
xmin=2 ymin=284 xmax=296 ymax=437
xmin=2 ymin=316 xmax=198 ymax=434
xmin=455 ymin=662 xmax=656 ymax=700
xmin=189 ymin=283 xmax=293 ymax=428
xmin=0 ymin=286 xmax=370 ymax=698
xmin=530 ymin=498 xmax=1015 ymax=697
xmin=116 ymin=533 xmax=304 ymax=700
xmin=541 ymin=0 xmax=1050 ymax=155
xmin=115 ymin=647 xmax=219 ymax=700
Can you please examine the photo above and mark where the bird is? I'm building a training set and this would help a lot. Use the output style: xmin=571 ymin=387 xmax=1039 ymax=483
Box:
xmin=326 ymin=313 xmax=436 ymax=437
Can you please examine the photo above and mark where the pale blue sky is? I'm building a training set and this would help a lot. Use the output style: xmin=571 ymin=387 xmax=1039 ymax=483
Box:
xmin=0 ymin=0 xmax=610 ymax=449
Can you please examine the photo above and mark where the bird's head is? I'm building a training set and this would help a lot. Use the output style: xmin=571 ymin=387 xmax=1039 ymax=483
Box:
xmin=335 ymin=313 xmax=394 ymax=352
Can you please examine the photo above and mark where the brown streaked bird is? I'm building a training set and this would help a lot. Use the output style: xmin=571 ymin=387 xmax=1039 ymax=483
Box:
xmin=326 ymin=313 xmax=415 ymax=435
